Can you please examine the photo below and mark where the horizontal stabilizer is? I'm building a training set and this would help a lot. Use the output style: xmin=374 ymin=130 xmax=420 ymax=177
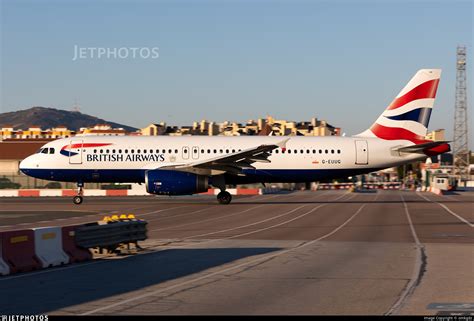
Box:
xmin=395 ymin=141 xmax=450 ymax=153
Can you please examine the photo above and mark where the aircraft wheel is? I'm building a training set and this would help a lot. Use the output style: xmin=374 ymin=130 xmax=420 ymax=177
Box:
xmin=217 ymin=191 xmax=232 ymax=205
xmin=73 ymin=196 xmax=83 ymax=205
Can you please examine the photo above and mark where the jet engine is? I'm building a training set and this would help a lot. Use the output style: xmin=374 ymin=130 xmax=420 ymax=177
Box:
xmin=145 ymin=170 xmax=208 ymax=195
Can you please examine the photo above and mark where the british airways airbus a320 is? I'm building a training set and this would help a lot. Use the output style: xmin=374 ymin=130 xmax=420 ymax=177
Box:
xmin=20 ymin=69 xmax=450 ymax=205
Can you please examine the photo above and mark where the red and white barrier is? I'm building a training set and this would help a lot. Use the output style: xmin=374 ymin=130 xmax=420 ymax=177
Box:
xmin=0 ymin=188 xmax=264 ymax=197
xmin=200 ymin=188 xmax=262 ymax=195
xmin=0 ymin=234 xmax=10 ymax=276
xmin=0 ymin=230 xmax=42 ymax=274
xmin=33 ymin=227 xmax=70 ymax=268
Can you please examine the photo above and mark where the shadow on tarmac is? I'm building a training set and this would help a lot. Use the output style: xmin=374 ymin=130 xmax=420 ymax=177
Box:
xmin=0 ymin=247 xmax=281 ymax=314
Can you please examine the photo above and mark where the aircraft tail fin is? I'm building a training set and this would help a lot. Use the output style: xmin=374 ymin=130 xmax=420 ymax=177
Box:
xmin=357 ymin=69 xmax=441 ymax=143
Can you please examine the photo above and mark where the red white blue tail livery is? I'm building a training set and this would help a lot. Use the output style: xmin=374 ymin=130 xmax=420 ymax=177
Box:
xmin=358 ymin=69 xmax=441 ymax=143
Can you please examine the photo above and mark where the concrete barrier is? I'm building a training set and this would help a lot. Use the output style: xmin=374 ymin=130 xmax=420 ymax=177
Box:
xmin=0 ymin=234 xmax=10 ymax=276
xmin=1 ymin=230 xmax=41 ymax=273
xmin=61 ymin=225 xmax=93 ymax=263
xmin=18 ymin=190 xmax=40 ymax=197
xmin=39 ymin=190 xmax=63 ymax=197
xmin=1 ymin=188 xmax=265 ymax=197
xmin=33 ymin=227 xmax=70 ymax=268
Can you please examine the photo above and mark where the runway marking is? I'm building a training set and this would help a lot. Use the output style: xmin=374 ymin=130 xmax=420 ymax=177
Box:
xmin=386 ymin=192 xmax=425 ymax=315
xmin=149 ymin=191 xmax=334 ymax=233
xmin=182 ymin=205 xmax=308 ymax=239
xmin=80 ymin=198 xmax=368 ymax=315
xmin=417 ymin=192 xmax=473 ymax=228
xmin=145 ymin=206 xmax=218 ymax=222
xmin=0 ymin=259 xmax=112 ymax=282
xmin=221 ymin=193 xmax=358 ymax=241
xmin=150 ymin=204 xmax=267 ymax=232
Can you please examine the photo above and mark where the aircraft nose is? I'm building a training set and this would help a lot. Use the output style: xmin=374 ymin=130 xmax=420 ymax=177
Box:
xmin=19 ymin=156 xmax=35 ymax=174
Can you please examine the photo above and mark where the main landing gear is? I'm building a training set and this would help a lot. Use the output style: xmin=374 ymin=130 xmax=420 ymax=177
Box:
xmin=212 ymin=175 xmax=232 ymax=205
xmin=217 ymin=190 xmax=232 ymax=205
xmin=73 ymin=182 xmax=84 ymax=205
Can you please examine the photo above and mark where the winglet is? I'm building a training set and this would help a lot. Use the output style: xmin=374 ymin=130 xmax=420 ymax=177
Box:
xmin=276 ymin=137 xmax=290 ymax=148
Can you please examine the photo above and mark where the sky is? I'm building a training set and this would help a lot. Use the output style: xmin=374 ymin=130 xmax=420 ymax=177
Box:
xmin=0 ymin=0 xmax=472 ymax=143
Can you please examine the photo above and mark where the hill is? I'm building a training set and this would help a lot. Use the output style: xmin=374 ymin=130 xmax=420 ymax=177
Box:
xmin=0 ymin=107 xmax=138 ymax=132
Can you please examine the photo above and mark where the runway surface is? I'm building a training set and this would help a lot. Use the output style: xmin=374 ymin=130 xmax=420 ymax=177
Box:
xmin=0 ymin=190 xmax=473 ymax=315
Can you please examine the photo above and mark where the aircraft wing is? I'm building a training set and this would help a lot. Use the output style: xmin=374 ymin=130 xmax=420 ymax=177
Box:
xmin=160 ymin=138 xmax=289 ymax=175
xmin=395 ymin=141 xmax=450 ymax=153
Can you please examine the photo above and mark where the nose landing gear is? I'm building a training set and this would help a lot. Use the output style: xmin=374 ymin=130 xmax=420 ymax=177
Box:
xmin=73 ymin=182 xmax=84 ymax=205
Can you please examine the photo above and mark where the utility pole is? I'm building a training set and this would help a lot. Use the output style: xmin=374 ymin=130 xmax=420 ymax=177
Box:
xmin=452 ymin=45 xmax=470 ymax=183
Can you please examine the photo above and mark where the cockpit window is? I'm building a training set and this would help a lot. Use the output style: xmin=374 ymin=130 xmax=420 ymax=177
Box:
xmin=41 ymin=148 xmax=48 ymax=154
xmin=49 ymin=148 xmax=55 ymax=154
xmin=37 ymin=148 xmax=44 ymax=153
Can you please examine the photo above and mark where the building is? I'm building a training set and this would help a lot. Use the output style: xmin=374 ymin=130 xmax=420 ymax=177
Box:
xmin=425 ymin=129 xmax=445 ymax=141
xmin=140 ymin=115 xmax=340 ymax=137
xmin=141 ymin=123 xmax=167 ymax=136
xmin=77 ymin=124 xmax=128 ymax=136
xmin=1 ymin=125 xmax=74 ymax=140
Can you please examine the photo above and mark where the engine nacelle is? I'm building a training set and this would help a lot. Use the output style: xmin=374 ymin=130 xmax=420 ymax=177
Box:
xmin=145 ymin=170 xmax=208 ymax=195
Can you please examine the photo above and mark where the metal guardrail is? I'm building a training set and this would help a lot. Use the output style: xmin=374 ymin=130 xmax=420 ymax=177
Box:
xmin=75 ymin=215 xmax=147 ymax=253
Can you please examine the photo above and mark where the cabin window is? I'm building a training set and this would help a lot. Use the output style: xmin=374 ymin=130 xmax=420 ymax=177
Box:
xmin=137 ymin=149 xmax=141 ymax=153
xmin=106 ymin=149 xmax=110 ymax=153
xmin=207 ymin=149 xmax=211 ymax=154
xmin=331 ymin=150 xmax=334 ymax=154
xmin=337 ymin=149 xmax=341 ymax=154
xmin=168 ymin=149 xmax=172 ymax=153
xmin=312 ymin=149 xmax=316 ymax=153
xmin=319 ymin=149 xmax=322 ymax=154
xmin=125 ymin=149 xmax=128 ymax=154
xmin=118 ymin=149 xmax=122 ymax=153
xmin=112 ymin=149 xmax=116 ymax=154
xmin=184 ymin=149 xmax=188 ymax=153
xmin=325 ymin=149 xmax=328 ymax=154
xmin=306 ymin=149 xmax=310 ymax=154
xmin=175 ymin=149 xmax=178 ymax=154
xmin=100 ymin=149 xmax=104 ymax=153
xmin=288 ymin=150 xmax=292 ymax=154
xmin=213 ymin=149 xmax=217 ymax=153
xmin=226 ymin=149 xmax=229 ymax=153
xmin=156 ymin=149 xmax=159 ymax=153
xmin=201 ymin=149 xmax=204 ymax=154
xmin=232 ymin=149 xmax=235 ymax=153
xmin=219 ymin=149 xmax=223 ymax=153
xmin=275 ymin=150 xmax=279 ymax=154
xmin=131 ymin=149 xmax=134 ymax=154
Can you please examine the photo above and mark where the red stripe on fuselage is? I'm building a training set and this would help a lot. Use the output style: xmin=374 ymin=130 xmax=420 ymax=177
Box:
xmin=387 ymin=79 xmax=439 ymax=110
xmin=61 ymin=143 xmax=112 ymax=150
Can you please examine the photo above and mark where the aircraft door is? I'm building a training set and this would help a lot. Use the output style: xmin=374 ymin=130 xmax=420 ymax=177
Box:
xmin=192 ymin=146 xmax=199 ymax=160
xmin=355 ymin=140 xmax=368 ymax=165
xmin=69 ymin=140 xmax=83 ymax=164
xmin=182 ymin=146 xmax=190 ymax=160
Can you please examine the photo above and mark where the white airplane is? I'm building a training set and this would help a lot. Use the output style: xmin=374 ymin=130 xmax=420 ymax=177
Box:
xmin=20 ymin=69 xmax=450 ymax=205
